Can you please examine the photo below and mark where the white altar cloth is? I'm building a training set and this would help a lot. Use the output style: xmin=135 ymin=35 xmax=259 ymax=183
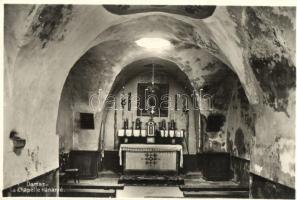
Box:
xmin=119 ymin=144 xmax=183 ymax=167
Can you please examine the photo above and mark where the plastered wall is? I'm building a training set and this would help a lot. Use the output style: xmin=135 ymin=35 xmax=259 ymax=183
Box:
xmin=226 ymin=80 xmax=295 ymax=188
xmin=226 ymin=82 xmax=256 ymax=160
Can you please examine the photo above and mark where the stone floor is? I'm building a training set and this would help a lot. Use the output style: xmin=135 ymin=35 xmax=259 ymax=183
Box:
xmin=117 ymin=186 xmax=184 ymax=198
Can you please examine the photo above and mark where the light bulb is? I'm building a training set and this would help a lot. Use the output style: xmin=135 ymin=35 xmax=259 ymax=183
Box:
xmin=135 ymin=37 xmax=172 ymax=51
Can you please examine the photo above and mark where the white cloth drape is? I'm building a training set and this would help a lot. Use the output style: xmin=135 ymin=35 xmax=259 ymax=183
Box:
xmin=119 ymin=144 xmax=183 ymax=167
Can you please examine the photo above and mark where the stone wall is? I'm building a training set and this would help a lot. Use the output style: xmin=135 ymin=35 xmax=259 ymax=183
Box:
xmin=250 ymin=173 xmax=295 ymax=199
xmin=226 ymin=81 xmax=256 ymax=160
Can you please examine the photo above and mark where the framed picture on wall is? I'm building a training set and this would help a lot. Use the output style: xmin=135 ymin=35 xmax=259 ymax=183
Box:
xmin=137 ymin=83 xmax=169 ymax=117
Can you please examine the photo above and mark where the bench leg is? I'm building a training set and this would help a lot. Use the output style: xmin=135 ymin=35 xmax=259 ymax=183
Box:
xmin=74 ymin=174 xmax=79 ymax=184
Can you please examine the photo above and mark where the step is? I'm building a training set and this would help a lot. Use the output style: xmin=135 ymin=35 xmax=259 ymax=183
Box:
xmin=183 ymin=190 xmax=249 ymax=198
xmin=98 ymin=171 xmax=120 ymax=178
xmin=60 ymin=182 xmax=124 ymax=190
xmin=59 ymin=188 xmax=116 ymax=197
xmin=119 ymin=175 xmax=184 ymax=185
xmin=183 ymin=172 xmax=203 ymax=179
xmin=180 ymin=181 xmax=249 ymax=191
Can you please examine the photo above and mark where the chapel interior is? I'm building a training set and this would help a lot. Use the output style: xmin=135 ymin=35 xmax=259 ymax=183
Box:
xmin=3 ymin=4 xmax=296 ymax=198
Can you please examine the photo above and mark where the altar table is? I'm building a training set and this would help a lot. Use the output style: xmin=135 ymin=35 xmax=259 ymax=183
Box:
xmin=119 ymin=144 xmax=183 ymax=172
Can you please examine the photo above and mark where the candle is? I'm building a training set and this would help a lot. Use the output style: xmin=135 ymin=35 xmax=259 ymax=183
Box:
xmin=174 ymin=109 xmax=176 ymax=122
xmin=159 ymin=108 xmax=161 ymax=120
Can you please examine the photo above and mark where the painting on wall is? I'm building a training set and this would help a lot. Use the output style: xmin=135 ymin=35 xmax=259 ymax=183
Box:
xmin=137 ymin=83 xmax=169 ymax=117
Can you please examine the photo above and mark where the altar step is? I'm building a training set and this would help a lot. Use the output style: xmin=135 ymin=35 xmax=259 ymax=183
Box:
xmin=180 ymin=180 xmax=249 ymax=198
xmin=180 ymin=182 xmax=248 ymax=191
xmin=183 ymin=190 xmax=249 ymax=198
xmin=119 ymin=175 xmax=184 ymax=185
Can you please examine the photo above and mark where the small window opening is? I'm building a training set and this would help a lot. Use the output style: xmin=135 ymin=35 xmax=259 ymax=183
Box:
xmin=80 ymin=113 xmax=95 ymax=129
xmin=206 ymin=114 xmax=225 ymax=132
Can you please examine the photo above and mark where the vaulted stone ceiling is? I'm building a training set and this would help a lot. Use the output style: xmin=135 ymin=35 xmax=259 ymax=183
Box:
xmin=5 ymin=5 xmax=295 ymax=110
xmin=61 ymin=6 xmax=295 ymax=114
xmin=65 ymin=38 xmax=235 ymax=108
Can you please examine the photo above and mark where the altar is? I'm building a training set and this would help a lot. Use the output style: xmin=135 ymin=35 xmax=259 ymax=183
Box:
xmin=119 ymin=144 xmax=183 ymax=173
